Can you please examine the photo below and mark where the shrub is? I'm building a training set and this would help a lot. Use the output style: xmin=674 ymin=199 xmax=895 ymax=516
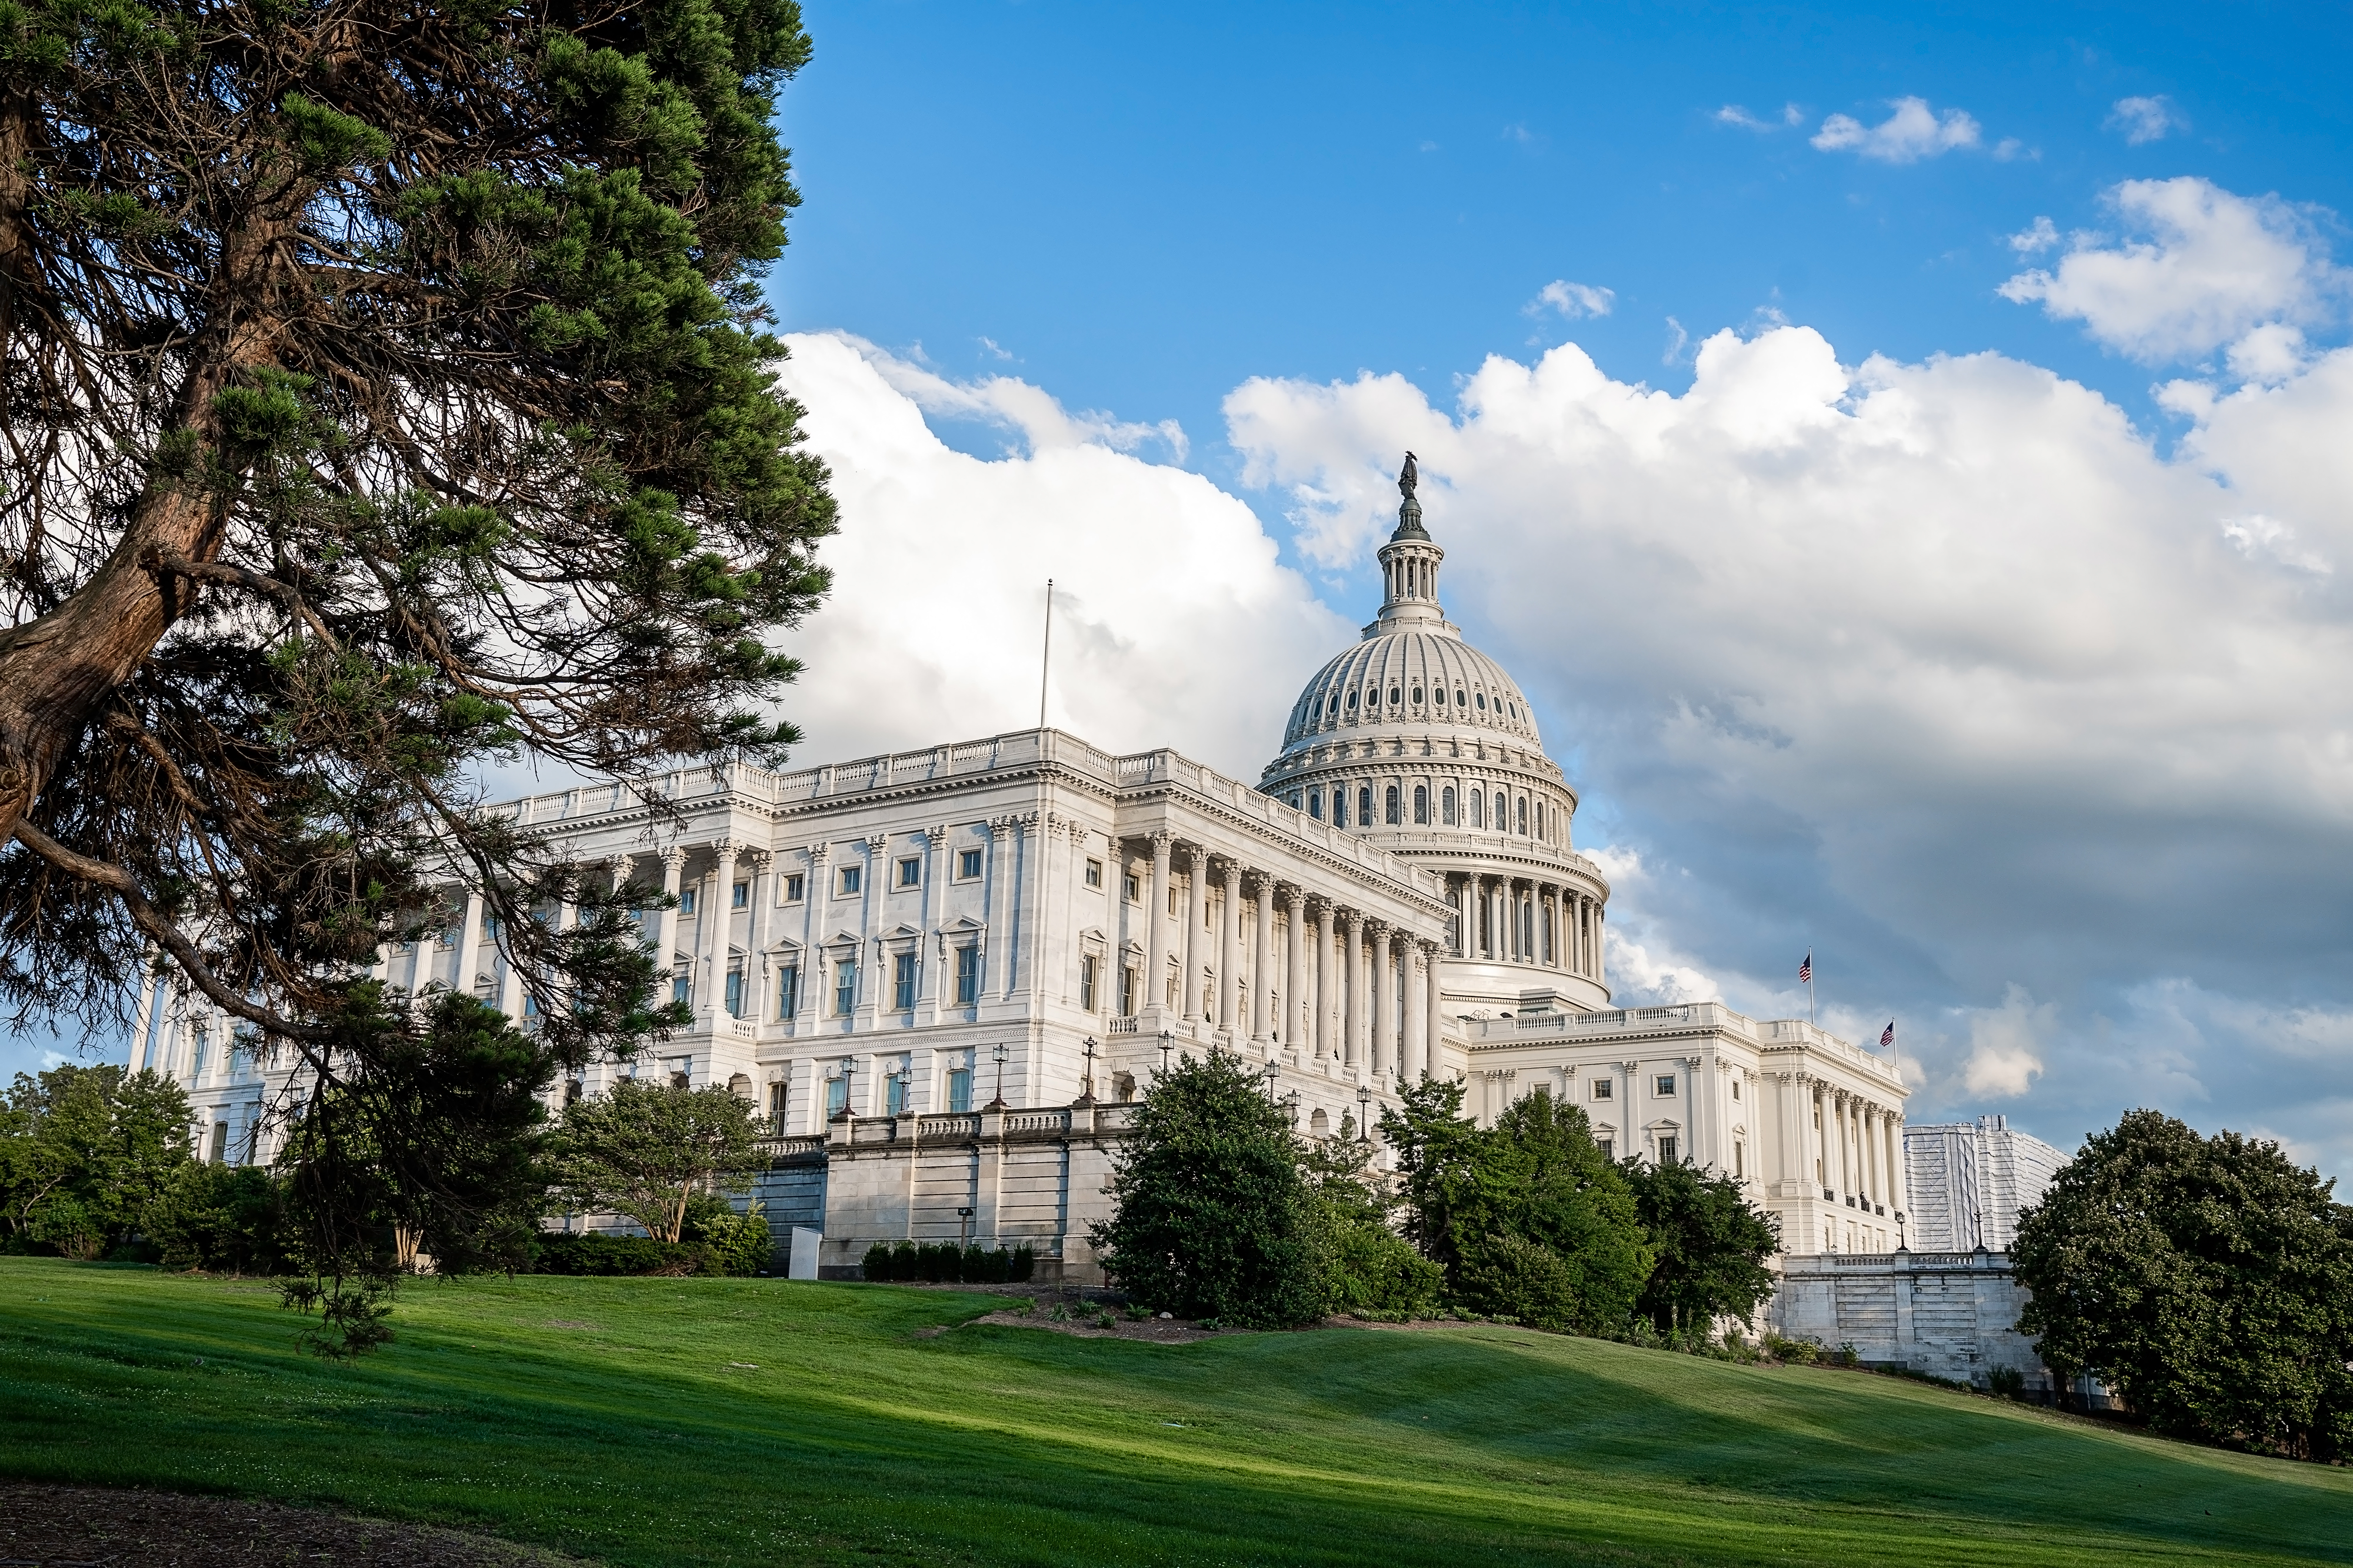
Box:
xmin=25 ymin=1195 xmax=105 ymax=1260
xmin=1763 ymin=1332 xmax=1821 ymax=1365
xmin=1988 ymin=1366 xmax=2027 ymax=1400
xmin=681 ymin=1194 xmax=773 ymax=1276
xmin=1456 ymin=1233 xmax=1581 ymax=1331
xmin=534 ymin=1233 xmax=702 ymax=1276
xmin=142 ymin=1163 xmax=292 ymax=1275
xmin=861 ymin=1241 xmax=894 ymax=1281
xmin=1322 ymin=1219 xmax=1445 ymax=1320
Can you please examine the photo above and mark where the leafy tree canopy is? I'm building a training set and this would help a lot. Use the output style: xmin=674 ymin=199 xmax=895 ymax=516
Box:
xmin=0 ymin=0 xmax=834 ymax=1337
xmin=1 ymin=1062 xmax=191 ymax=1253
xmin=1619 ymin=1155 xmax=1779 ymax=1335
xmin=547 ymin=1075 xmax=761 ymax=1245
xmin=1091 ymin=1051 xmax=1324 ymax=1329
xmin=2012 ymin=1109 xmax=2353 ymax=1462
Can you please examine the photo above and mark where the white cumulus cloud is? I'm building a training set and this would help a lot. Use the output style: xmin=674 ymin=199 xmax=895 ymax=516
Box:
xmin=767 ymin=333 xmax=1348 ymax=776
xmin=1961 ymin=987 xmax=2054 ymax=1098
xmin=1811 ymin=98 xmax=1982 ymax=162
xmin=1999 ymin=176 xmax=2350 ymax=364
xmin=2107 ymin=95 xmax=2187 ymax=145
xmin=1530 ymin=280 xmax=1616 ymax=319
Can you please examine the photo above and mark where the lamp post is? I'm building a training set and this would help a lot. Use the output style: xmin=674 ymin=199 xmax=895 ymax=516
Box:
xmin=832 ymin=1057 xmax=856 ymax=1122
xmin=957 ymin=1206 xmax=976 ymax=1247
xmin=986 ymin=1042 xmax=1009 ymax=1110
xmin=1078 ymin=1036 xmax=1099 ymax=1105
xmin=1157 ymin=1029 xmax=1173 ymax=1079
xmin=1261 ymin=1059 xmax=1280 ymax=1102
xmin=1357 ymin=1081 xmax=1373 ymax=1148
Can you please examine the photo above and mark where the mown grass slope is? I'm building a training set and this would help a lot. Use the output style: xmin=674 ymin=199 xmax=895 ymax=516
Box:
xmin=1 ymin=1259 xmax=2347 ymax=1566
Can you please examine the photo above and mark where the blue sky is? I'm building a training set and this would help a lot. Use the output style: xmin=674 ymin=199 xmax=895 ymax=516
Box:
xmin=775 ymin=0 xmax=2352 ymax=499
xmin=32 ymin=2 xmax=2353 ymax=1185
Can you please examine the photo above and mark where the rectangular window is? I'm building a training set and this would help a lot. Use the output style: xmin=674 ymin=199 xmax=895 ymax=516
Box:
xmin=957 ymin=848 xmax=982 ymax=880
xmin=1732 ymin=1078 xmax=1742 ymax=1100
xmin=724 ymin=968 xmax=745 ymax=1017
xmin=1079 ymin=953 xmax=1099 ymax=1012
xmin=776 ymin=965 xmax=799 ymax=1019
xmin=1658 ymin=1135 xmax=1679 ymax=1166
xmin=893 ymin=952 xmax=918 ymax=1010
xmin=732 ymin=880 xmax=749 ymax=909
xmin=1168 ymin=886 xmax=1181 ymax=915
xmin=896 ymin=856 xmax=921 ymax=888
xmin=838 ymin=865 xmax=861 ymax=896
xmin=1655 ymin=1073 xmax=1677 ymax=1097
xmin=825 ymin=1074 xmax=848 ymax=1118
xmin=672 ymin=972 xmax=692 ymax=1010
xmin=885 ymin=1072 xmax=908 ymax=1116
xmin=1085 ymin=858 xmax=1104 ymax=888
xmin=678 ymin=888 xmax=697 ymax=915
xmin=946 ymin=1066 xmax=973 ymax=1113
xmin=767 ymin=1080 xmax=788 ymax=1132
xmin=1592 ymin=1078 xmax=1612 ymax=1101
xmin=1123 ymin=873 xmax=1140 ymax=902
xmin=1121 ymin=965 xmax=1138 ymax=1016
xmin=955 ymin=946 xmax=981 ymax=1005
xmin=834 ymin=959 xmax=857 ymax=1016
xmin=1308 ymin=790 xmax=1323 ymax=820
xmin=665 ymin=1056 xmax=692 ymax=1089
xmin=1597 ymin=1137 xmax=1613 ymax=1162
xmin=782 ymin=872 xmax=806 ymax=903
xmin=209 ymin=1121 xmax=229 ymax=1163
xmin=1733 ymin=1140 xmax=1745 ymax=1179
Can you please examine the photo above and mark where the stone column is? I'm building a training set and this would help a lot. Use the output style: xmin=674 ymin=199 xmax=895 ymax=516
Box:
xmin=1422 ymin=940 xmax=1444 ymax=1082
xmin=1251 ymin=874 xmax=1274 ymax=1046
xmin=1402 ymin=941 xmax=1426 ymax=1082
xmin=1184 ymin=846 xmax=1208 ymax=1021
xmin=1807 ymin=1079 xmax=1827 ymax=1195
xmin=1341 ymin=910 xmax=1365 ymax=1070
xmin=745 ymin=850 xmax=774 ymax=1022
xmin=1369 ymin=922 xmax=1393 ymax=1079
xmin=1219 ymin=860 xmax=1243 ymax=1033
xmin=1891 ymin=1113 xmax=1911 ymax=1228
xmin=1146 ymin=832 xmax=1172 ymax=1014
xmin=804 ymin=843 xmax=829 ymax=1019
xmin=1312 ymin=902 xmax=1335 ymax=1063
xmin=1284 ymin=886 xmax=1306 ymax=1056
xmin=858 ymin=833 xmax=884 ymax=1030
xmin=455 ymin=889 xmax=486 ymax=1001
xmin=703 ymin=840 xmax=738 ymax=1025
xmin=1594 ymin=902 xmax=1606 ymax=989
xmin=655 ymin=846 xmax=687 ymax=1006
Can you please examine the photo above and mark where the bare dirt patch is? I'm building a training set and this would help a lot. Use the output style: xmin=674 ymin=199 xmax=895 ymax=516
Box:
xmin=0 ymin=1482 xmax=584 ymax=1567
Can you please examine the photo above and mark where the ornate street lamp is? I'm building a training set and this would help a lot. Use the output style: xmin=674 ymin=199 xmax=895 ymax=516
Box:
xmin=986 ymin=1042 xmax=1009 ymax=1110
xmin=1157 ymin=1029 xmax=1174 ymax=1079
xmin=1357 ymin=1081 xmax=1374 ymax=1147
xmin=1261 ymin=1058 xmax=1281 ymax=1102
xmin=1078 ymin=1036 xmax=1099 ymax=1104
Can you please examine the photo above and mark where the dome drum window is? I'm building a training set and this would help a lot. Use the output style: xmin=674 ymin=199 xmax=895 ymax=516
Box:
xmin=1475 ymin=693 xmax=1487 ymax=710
xmin=1411 ymin=686 xmax=1424 ymax=705
xmin=1389 ymin=685 xmax=1401 ymax=706
xmin=1414 ymin=785 xmax=1429 ymax=825
xmin=1357 ymin=786 xmax=1374 ymax=826
xmin=1385 ymin=785 xmax=1401 ymax=825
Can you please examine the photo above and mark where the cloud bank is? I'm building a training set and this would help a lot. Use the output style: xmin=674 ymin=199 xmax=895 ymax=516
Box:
xmin=1811 ymin=98 xmax=1981 ymax=162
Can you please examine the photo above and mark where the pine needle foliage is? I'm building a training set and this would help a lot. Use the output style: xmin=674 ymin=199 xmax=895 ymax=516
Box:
xmin=0 ymin=0 xmax=834 ymax=1347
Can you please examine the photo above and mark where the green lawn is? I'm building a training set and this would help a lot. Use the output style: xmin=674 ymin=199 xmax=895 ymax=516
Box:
xmin=1 ymin=1260 xmax=2347 ymax=1566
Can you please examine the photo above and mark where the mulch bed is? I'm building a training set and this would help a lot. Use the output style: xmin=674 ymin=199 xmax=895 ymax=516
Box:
xmin=0 ymin=1483 xmax=584 ymax=1567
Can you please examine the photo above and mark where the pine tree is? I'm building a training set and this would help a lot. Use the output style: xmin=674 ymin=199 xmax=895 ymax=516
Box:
xmin=0 ymin=0 xmax=834 ymax=1347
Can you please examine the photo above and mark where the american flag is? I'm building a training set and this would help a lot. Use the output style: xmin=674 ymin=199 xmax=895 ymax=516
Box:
xmin=1879 ymin=1020 xmax=1895 ymax=1049
xmin=1798 ymin=951 xmax=1811 ymax=984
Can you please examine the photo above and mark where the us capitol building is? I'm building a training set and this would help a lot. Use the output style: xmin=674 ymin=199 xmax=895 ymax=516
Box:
xmin=139 ymin=461 xmax=1921 ymax=1284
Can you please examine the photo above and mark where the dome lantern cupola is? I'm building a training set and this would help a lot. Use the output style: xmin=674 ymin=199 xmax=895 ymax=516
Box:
xmin=1375 ymin=451 xmax=1446 ymax=631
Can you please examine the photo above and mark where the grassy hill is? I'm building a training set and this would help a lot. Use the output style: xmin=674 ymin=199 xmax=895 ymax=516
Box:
xmin=1 ymin=1259 xmax=2346 ymax=1566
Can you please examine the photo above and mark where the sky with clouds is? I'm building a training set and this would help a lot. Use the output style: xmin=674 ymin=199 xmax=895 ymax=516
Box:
xmin=25 ymin=3 xmax=2351 ymax=1183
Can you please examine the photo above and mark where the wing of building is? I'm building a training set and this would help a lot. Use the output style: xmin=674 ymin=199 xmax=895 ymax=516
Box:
xmin=1902 ymin=1115 xmax=2071 ymax=1251
xmin=135 ymin=462 xmax=1916 ymax=1280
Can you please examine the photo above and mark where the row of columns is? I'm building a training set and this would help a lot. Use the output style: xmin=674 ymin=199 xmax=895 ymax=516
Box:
xmin=1454 ymin=873 xmax=1603 ymax=983
xmin=1141 ymin=834 xmax=1445 ymax=1084
xmin=1780 ymin=1072 xmax=1908 ymax=1222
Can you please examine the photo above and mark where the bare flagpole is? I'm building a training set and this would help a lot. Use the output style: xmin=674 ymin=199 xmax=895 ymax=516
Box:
xmin=1038 ymin=578 xmax=1054 ymax=730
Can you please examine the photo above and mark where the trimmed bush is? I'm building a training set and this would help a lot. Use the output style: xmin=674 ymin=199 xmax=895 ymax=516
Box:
xmin=861 ymin=1240 xmax=1032 ymax=1283
xmin=535 ymin=1233 xmax=707 ymax=1276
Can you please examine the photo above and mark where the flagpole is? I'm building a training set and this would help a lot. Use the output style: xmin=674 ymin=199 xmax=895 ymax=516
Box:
xmin=1038 ymin=578 xmax=1054 ymax=730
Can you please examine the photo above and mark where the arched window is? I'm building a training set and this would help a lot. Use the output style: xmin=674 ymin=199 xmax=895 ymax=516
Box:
xmin=1389 ymin=685 xmax=1401 ymax=706
xmin=1442 ymin=786 xmax=1457 ymax=825
xmin=1358 ymin=786 xmax=1374 ymax=826
xmin=1475 ymin=692 xmax=1487 ymax=710
xmin=1332 ymin=788 xmax=1347 ymax=827
xmin=1347 ymin=689 xmax=1358 ymax=711
xmin=1308 ymin=790 xmax=1323 ymax=820
xmin=1414 ymin=785 xmax=1429 ymax=824
xmin=1325 ymin=692 xmax=1338 ymax=717
xmin=1385 ymin=785 xmax=1401 ymax=825
xmin=1456 ymin=688 xmax=1467 ymax=706
xmin=1517 ymin=796 xmax=1528 ymax=835
xmin=1494 ymin=792 xmax=1507 ymax=829
xmin=1411 ymin=686 xmax=1424 ymax=705
xmin=1469 ymin=789 xmax=1484 ymax=828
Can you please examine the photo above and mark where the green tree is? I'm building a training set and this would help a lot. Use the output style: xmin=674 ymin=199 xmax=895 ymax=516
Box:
xmin=1298 ymin=1129 xmax=1442 ymax=1319
xmin=1619 ymin=1156 xmax=1779 ymax=1336
xmin=142 ymin=1161 xmax=292 ymax=1273
xmin=1092 ymin=1052 xmax=1323 ymax=1328
xmin=1384 ymin=1082 xmax=1652 ymax=1333
xmin=1 ymin=1063 xmax=192 ymax=1252
xmin=2012 ymin=1110 xmax=2353 ymax=1462
xmin=548 ymin=1076 xmax=762 ymax=1245
xmin=0 ymin=0 xmax=834 ymax=1343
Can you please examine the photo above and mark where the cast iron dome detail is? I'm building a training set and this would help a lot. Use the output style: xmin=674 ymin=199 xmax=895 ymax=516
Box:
xmin=1258 ymin=453 xmax=1610 ymax=1016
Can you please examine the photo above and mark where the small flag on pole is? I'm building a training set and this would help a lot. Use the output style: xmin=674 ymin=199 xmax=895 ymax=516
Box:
xmin=1798 ymin=951 xmax=1811 ymax=983
xmin=1879 ymin=1020 xmax=1895 ymax=1049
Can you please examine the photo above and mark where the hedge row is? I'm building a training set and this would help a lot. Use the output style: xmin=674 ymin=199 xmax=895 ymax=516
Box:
xmin=861 ymin=1240 xmax=1035 ymax=1283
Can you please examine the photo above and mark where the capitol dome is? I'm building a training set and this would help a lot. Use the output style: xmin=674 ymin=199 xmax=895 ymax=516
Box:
xmin=1259 ymin=455 xmax=1612 ymax=1016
